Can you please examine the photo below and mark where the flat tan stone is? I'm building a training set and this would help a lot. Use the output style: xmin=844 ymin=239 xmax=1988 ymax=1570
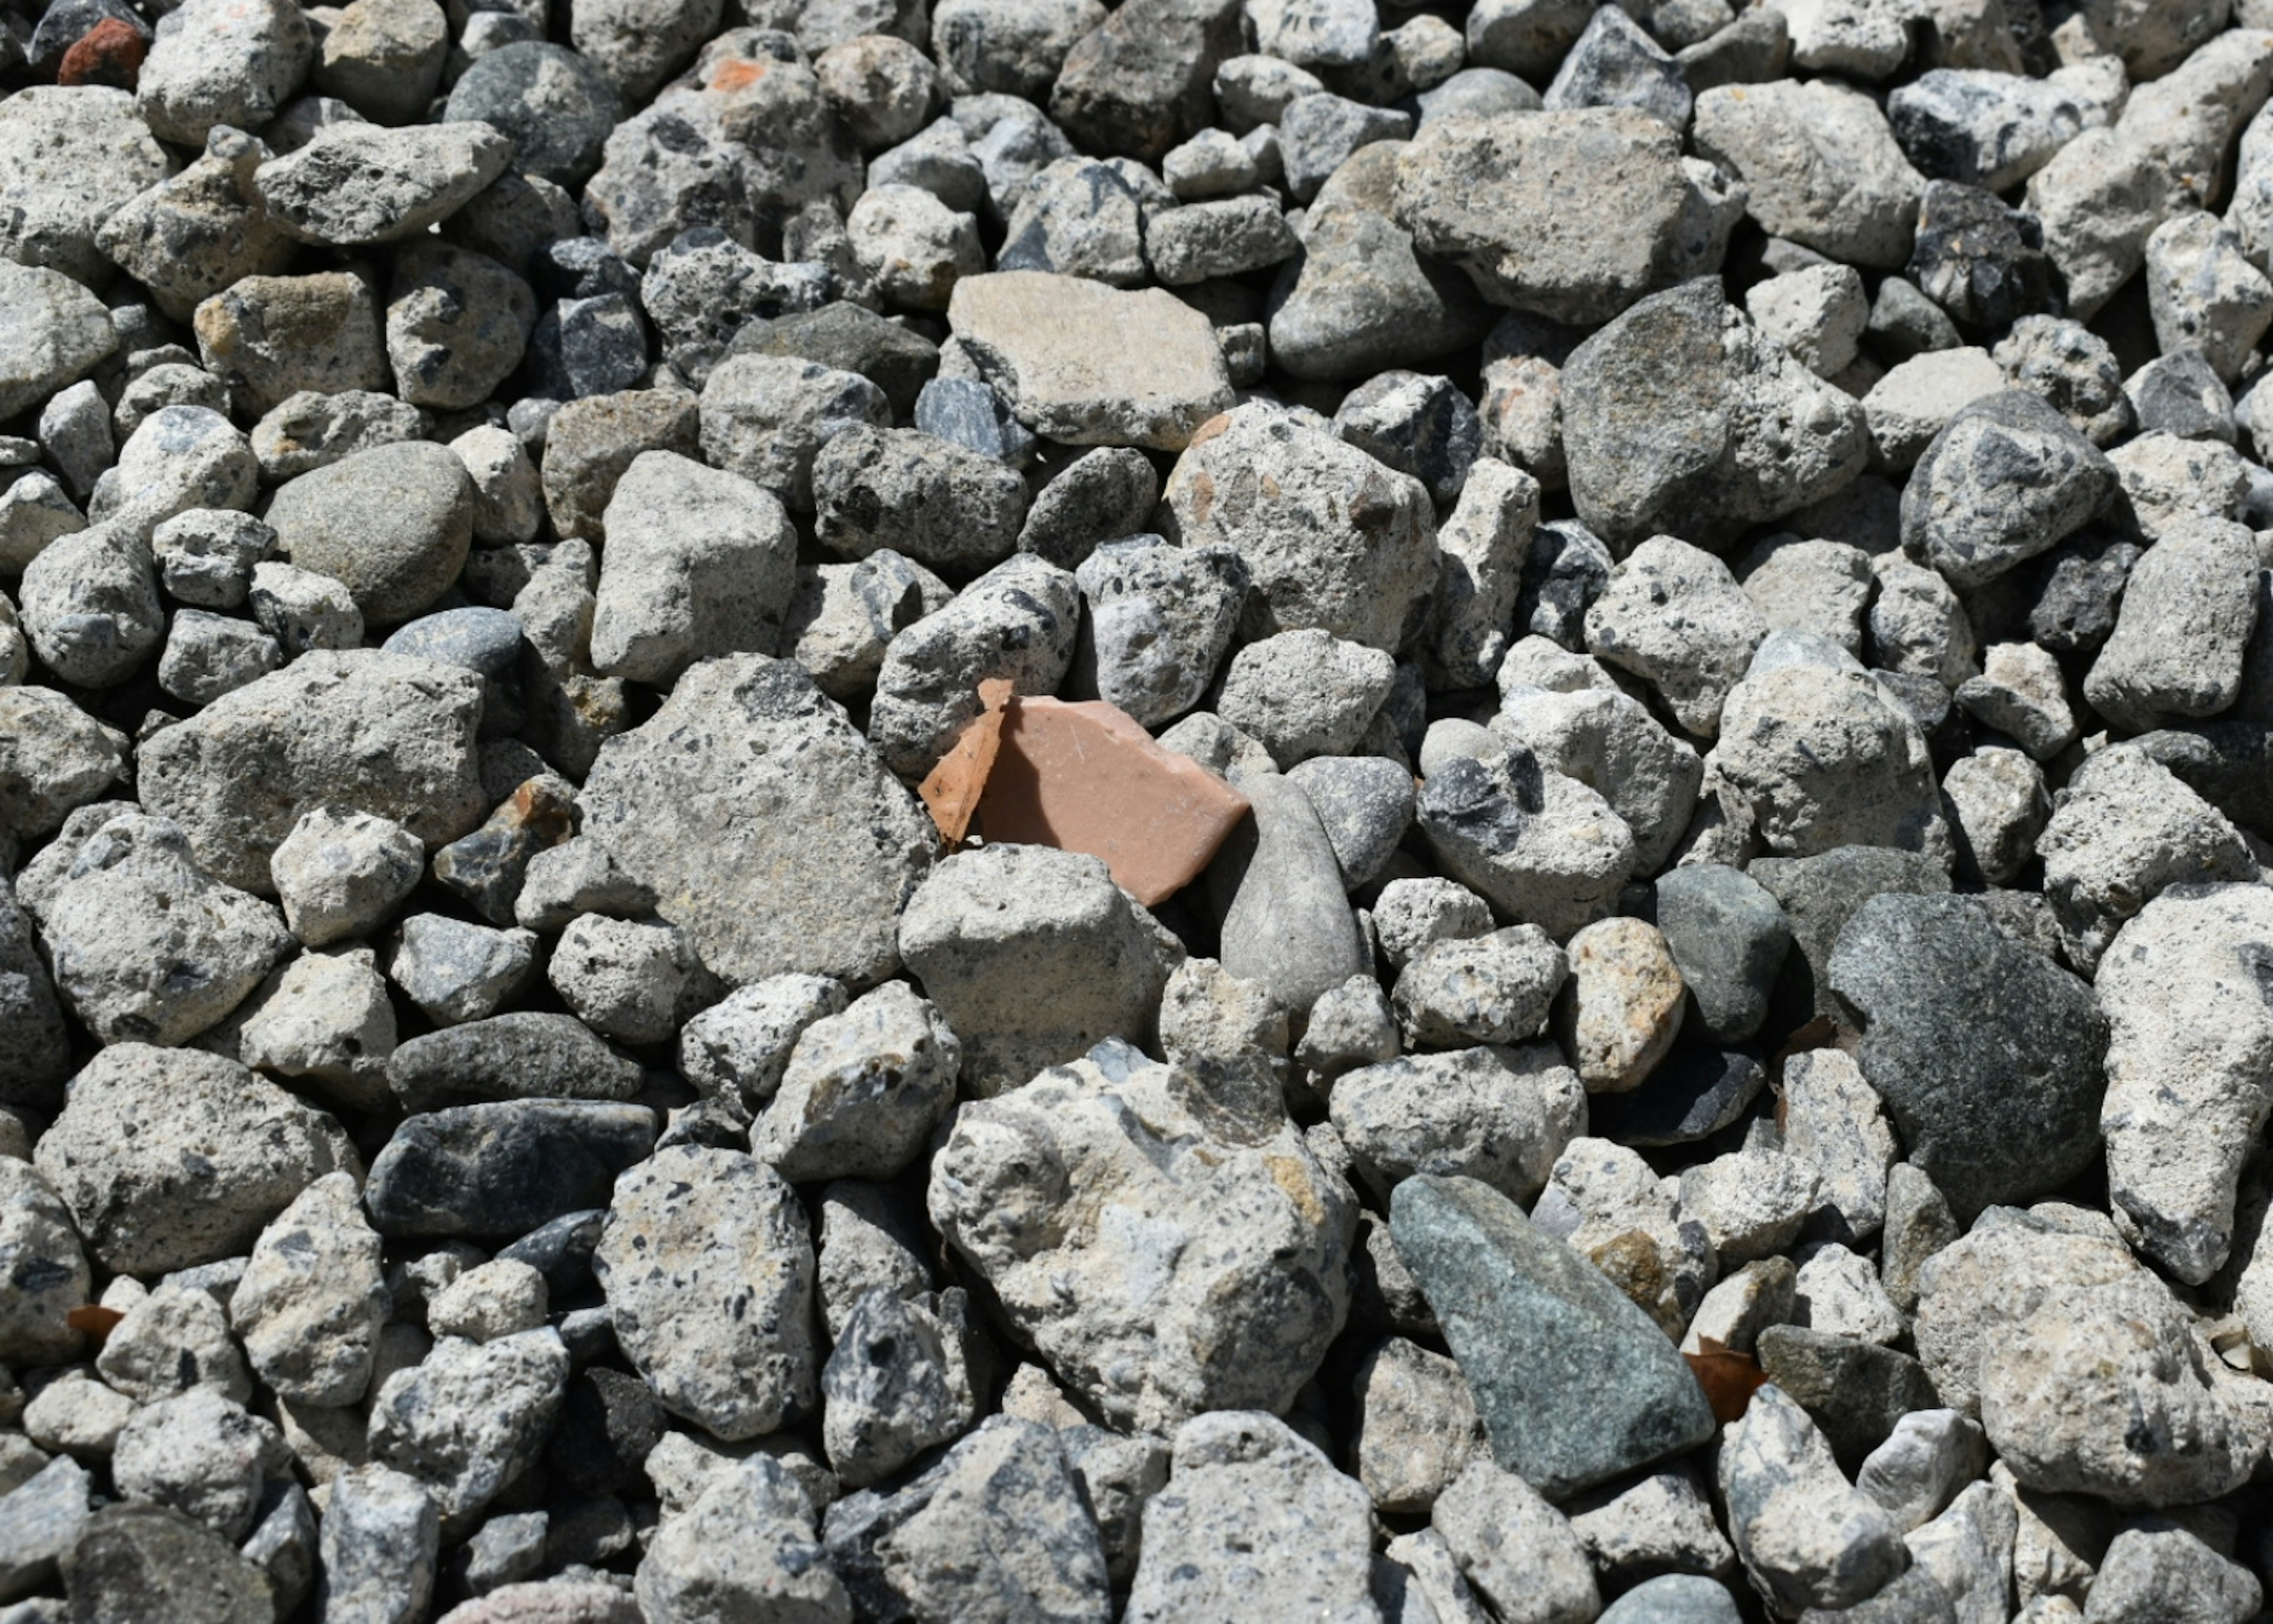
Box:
xmin=975 ymin=696 xmax=1250 ymax=906
xmin=946 ymin=271 xmax=1236 ymax=450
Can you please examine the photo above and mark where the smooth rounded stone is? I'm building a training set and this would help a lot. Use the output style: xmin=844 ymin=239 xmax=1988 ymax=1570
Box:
xmin=2096 ymin=884 xmax=2273 ymax=1286
xmin=1216 ymin=630 xmax=1397 ymax=769
xmin=2037 ymin=744 xmax=2256 ymax=978
xmin=869 ymin=551 xmax=1080 ymax=777
xmin=2085 ymin=1527 xmax=2262 ymax=1624
xmin=385 ymin=1011 xmax=642 ymax=1114
xmin=391 ymin=916 xmax=539 ymax=1027
xmin=816 ymin=33 xmax=938 ymax=149
xmin=139 ymin=650 xmax=487 ymax=895
xmin=1599 ymin=1575 xmax=1743 ymax=1624
xmin=587 ymin=450 xmax=796 ymax=686
xmin=0 ymin=1158 xmax=91 ymax=1366
xmin=1563 ymin=281 xmax=1866 ymax=552
xmin=813 ymin=426 xmax=1028 ymax=576
xmin=1333 ymin=1041 xmax=1586 ymax=1207
xmin=697 ymin=355 xmax=891 ymax=514
xmin=1719 ymin=1384 xmax=1908 ymax=1613
xmin=1390 ymin=1174 xmax=1715 ymax=1500
xmin=16 ymin=520 xmax=162 ymax=688
xmin=368 ymin=1327 xmax=568 ymax=1521
xmin=35 ymin=1043 xmax=353 ymax=1276
xmin=901 ymin=843 xmax=1178 ymax=1094
xmin=1651 ymin=863 xmax=1788 ymax=1044
xmin=1208 ymin=771 xmax=1366 ymax=1018
xmin=230 ymin=1171 xmax=387 ymax=1409
xmin=932 ymin=1041 xmax=1353 ymax=1432
xmin=1161 ymin=404 xmax=1440 ymax=653
xmin=1715 ymin=658 xmax=1949 ymax=862
xmin=111 ymin=1388 xmax=279 ymax=1540
xmin=579 ymin=655 xmax=935 ymax=989
xmin=34 ymin=809 xmax=290 ymax=1046
xmin=547 ymin=1152 xmax=812 ymax=1470
xmin=267 ymin=805 xmax=424 ymax=948
xmin=0 ymin=86 xmax=173 ymax=283
xmin=364 ymin=1101 xmax=656 ymax=1239
xmin=1391 ymin=108 xmax=1698 ymax=325
xmin=1284 ymin=756 xmax=1416 ymax=890
xmin=1416 ymin=747 xmax=1638 ymax=939
xmin=1559 ymin=917 xmax=1685 ymax=1093
xmin=385 ymin=243 xmax=535 ymax=411
xmin=442 ymin=43 xmax=620 ymax=188
xmin=318 ymin=1464 xmax=440 ymax=1624
xmin=2083 ymin=515 xmax=2258 ymax=732
xmin=0 ymin=687 xmax=127 ymax=843
xmin=1692 ymin=77 xmax=1922 ymax=268
xmin=267 ymin=442 xmax=477 ymax=626
xmin=1586 ymin=1044 xmax=1766 ymax=1148
xmin=1351 ymin=1336 xmax=1484 ymax=1515
xmin=441 ymin=1580 xmax=642 ymax=1624
xmin=1829 ymin=893 xmax=2104 ymax=1224
xmin=1899 ymin=389 xmax=2118 ymax=590
xmin=22 ymin=1369 xmax=139 ymax=1461
xmin=136 ymin=0 xmax=310 ymax=143
xmin=751 ymin=982 xmax=959 ymax=1184
xmin=0 ymin=263 xmax=116 ymax=421
xmin=60 ymin=1503 xmax=276 ymax=1623
xmin=254 ymin=122 xmax=511 ymax=247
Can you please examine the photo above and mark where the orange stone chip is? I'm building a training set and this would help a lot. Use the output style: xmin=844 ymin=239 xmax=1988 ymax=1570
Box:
xmin=67 ymin=1304 xmax=125 ymax=1345
xmin=918 ymin=678 xmax=1014 ymax=843
xmin=975 ymin=695 xmax=1251 ymax=906
xmin=1683 ymin=1338 xmax=1770 ymax=1426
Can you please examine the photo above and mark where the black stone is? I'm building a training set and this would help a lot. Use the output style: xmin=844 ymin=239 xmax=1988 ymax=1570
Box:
xmin=530 ymin=237 xmax=643 ymax=303
xmin=60 ymin=1504 xmax=273 ymax=1624
xmin=495 ymin=1207 xmax=606 ymax=1295
xmin=1516 ymin=520 xmax=1613 ymax=650
xmin=545 ymin=1370 xmax=665 ymax=1499
xmin=1750 ymin=845 xmax=1950 ymax=1031
xmin=1651 ymin=863 xmax=1791 ymax=1044
xmin=29 ymin=0 xmax=145 ymax=75
xmin=2026 ymin=531 xmax=2139 ymax=654
xmin=1906 ymin=181 xmax=2061 ymax=333
xmin=1828 ymin=891 xmax=2108 ymax=1221
xmin=523 ymin=293 xmax=650 ymax=402
xmin=1754 ymin=1327 xmax=1941 ymax=1472
xmin=364 ymin=1101 xmax=658 ymax=1239
xmin=1016 ymin=446 xmax=1160 ymax=569
xmin=1586 ymin=1045 xmax=1767 ymax=1148
xmin=387 ymin=1012 xmax=645 ymax=1112
xmin=729 ymin=302 xmax=942 ymax=421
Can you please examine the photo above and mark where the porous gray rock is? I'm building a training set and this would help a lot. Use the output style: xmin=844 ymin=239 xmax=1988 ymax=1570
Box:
xmin=1332 ymin=1042 xmax=1587 ymax=1205
xmin=0 ymin=87 xmax=175 ymax=284
xmin=230 ymin=1171 xmax=388 ymax=1409
xmin=1899 ymin=391 xmax=2119 ymax=588
xmin=578 ymin=655 xmax=936 ymax=988
xmin=931 ymin=1040 xmax=1355 ymax=1432
xmin=255 ymin=122 xmax=511 ymax=246
xmin=368 ymin=1328 xmax=569 ymax=1520
xmin=1073 ymin=537 xmax=1248 ymax=727
xmin=753 ymin=981 xmax=961 ymax=1182
xmin=1416 ymin=747 xmax=1638 ymax=938
xmin=1693 ymin=77 xmax=1926 ymax=268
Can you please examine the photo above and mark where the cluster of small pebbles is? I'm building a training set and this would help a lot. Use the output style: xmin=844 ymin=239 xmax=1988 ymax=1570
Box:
xmin=9 ymin=0 xmax=2273 ymax=1617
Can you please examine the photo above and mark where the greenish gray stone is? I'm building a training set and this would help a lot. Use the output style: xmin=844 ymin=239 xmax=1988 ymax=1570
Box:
xmin=1388 ymin=1172 xmax=1715 ymax=1500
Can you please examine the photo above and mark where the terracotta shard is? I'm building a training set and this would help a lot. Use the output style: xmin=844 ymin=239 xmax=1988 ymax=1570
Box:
xmin=1683 ymin=1337 xmax=1770 ymax=1425
xmin=976 ymin=695 xmax=1251 ymax=906
xmin=919 ymin=678 xmax=1014 ymax=843
xmin=67 ymin=1304 xmax=124 ymax=1346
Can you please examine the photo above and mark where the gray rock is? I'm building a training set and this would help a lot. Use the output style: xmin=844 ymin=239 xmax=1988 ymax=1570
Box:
xmin=2084 ymin=516 xmax=2259 ymax=732
xmin=1216 ymin=772 xmax=1370 ymax=1017
xmin=546 ymin=914 xmax=716 ymax=1045
xmin=1126 ymin=1411 xmax=1377 ymax=1623
xmin=1899 ymin=391 xmax=2118 ymax=589
xmin=368 ymin=1328 xmax=568 ymax=1520
xmin=1720 ymin=1384 xmax=1909 ymax=1613
xmin=255 ymin=122 xmax=510 ymax=247
xmin=1586 ymin=1045 xmax=1766 ymax=1148
xmin=816 ymin=1180 xmax=934 ymax=1341
xmin=1146 ymin=194 xmax=1299 ymax=285
xmin=1829 ymin=892 xmax=2105 ymax=1223
xmin=783 ymin=550 xmax=955 ymax=704
xmin=998 ymin=157 xmax=1149 ymax=287
xmin=230 ymin=1171 xmax=388 ymax=1409
xmin=17 ymin=521 xmax=164 ymax=689
xmin=1430 ymin=1456 xmax=1601 ymax=1624
xmin=318 ymin=1465 xmax=438 ymax=1624
xmin=0 ymin=263 xmax=117 ymax=422
xmin=136 ymin=0 xmax=311 ymax=144
xmin=635 ymin=1454 xmax=848 ymax=1624
xmin=35 ymin=1043 xmax=353 ymax=1276
xmin=265 ymin=443 xmax=475 ymax=628
xmin=1389 ymin=1173 xmax=1717 ymax=1500
xmin=2083 ymin=1526 xmax=2261 ymax=1624
xmin=1429 ymin=459 xmax=1543 ymax=688
xmin=385 ymin=1012 xmax=642 ymax=1113
xmin=1217 ymin=629 xmax=1397 ymax=768
xmin=679 ymin=974 xmax=849 ymax=1121
xmin=58 ymin=1504 xmax=275 ymax=1623
xmin=0 ymin=87 xmax=174 ymax=284
xmin=1269 ymin=175 xmax=1493 ymax=384
xmin=96 ymin=1278 xmax=252 ymax=1404
xmin=157 ymin=609 xmax=282 ymax=707
xmin=385 ymin=243 xmax=535 ymax=412
xmin=1599 ymin=1575 xmax=1743 ymax=1624
xmin=753 ymin=981 xmax=960 ymax=1182
xmin=1856 ymin=1410 xmax=1987 ymax=1535
xmin=1352 ymin=1336 xmax=1484 ymax=1515
xmin=0 ymin=1456 xmax=90 ymax=1607
xmin=1755 ymin=1326 xmax=1939 ymax=1471
xmin=391 ymin=917 xmax=537 ymax=1027
xmin=1693 ymin=77 xmax=1924 ymax=267
xmin=444 ymin=43 xmax=622 ymax=188
xmin=594 ymin=1144 xmax=818 ymax=1441
xmin=1285 ymin=755 xmax=1416 ymax=889
xmin=932 ymin=1041 xmax=1354 ymax=1432
xmin=579 ymin=655 xmax=936 ymax=988
xmin=1563 ymin=281 xmax=1868 ymax=550
xmin=914 ymin=373 xmax=1038 ymax=466
xmin=1020 ymin=446 xmax=1159 ymax=568
xmin=193 ymin=272 xmax=389 ymax=416
xmin=1161 ymin=402 xmax=1440 ymax=653
xmin=1416 ymin=747 xmax=1638 ymax=939
xmin=901 ymin=844 xmax=1178 ymax=1095
xmin=1493 ymin=682 xmax=1702 ymax=873
xmin=1393 ymin=108 xmax=1703 ymax=323
xmin=814 ymin=426 xmax=1029 ymax=576
xmin=1073 ymin=537 xmax=1247 ymax=727
xmin=1652 ymin=863 xmax=1788 ymax=1043
xmin=0 ymin=1159 xmax=89 ymax=1367
xmin=363 ymin=1100 xmax=656 ymax=1239
xmin=111 ymin=1387 xmax=281 ymax=1541
xmin=1332 ymin=1042 xmax=1586 ymax=1206
xmin=698 ymin=355 xmax=891 ymax=514
xmin=870 ymin=550 xmax=1080 ymax=776
xmin=822 ymin=1287 xmax=981 ymax=1488
xmin=1545 ymin=2 xmax=1691 ymax=127
xmin=0 ymin=687 xmax=127 ymax=845
xmin=824 ymin=1416 xmax=1110 ymax=1622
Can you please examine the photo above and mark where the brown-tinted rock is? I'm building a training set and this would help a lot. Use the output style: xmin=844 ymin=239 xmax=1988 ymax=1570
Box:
xmin=58 ymin=18 xmax=147 ymax=88
xmin=975 ymin=696 xmax=1251 ymax=906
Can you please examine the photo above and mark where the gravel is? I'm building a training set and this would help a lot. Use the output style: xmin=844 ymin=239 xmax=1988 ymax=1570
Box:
xmin=5 ymin=2 xmax=2273 ymax=1616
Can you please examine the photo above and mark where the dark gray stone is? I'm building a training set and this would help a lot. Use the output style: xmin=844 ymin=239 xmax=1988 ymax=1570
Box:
xmin=1516 ymin=518 xmax=1612 ymax=650
xmin=1332 ymin=369 xmax=1482 ymax=506
xmin=524 ymin=292 xmax=649 ymax=401
xmin=1018 ymin=445 xmax=1160 ymax=569
xmin=1828 ymin=892 xmax=2108 ymax=1221
xmin=1652 ymin=863 xmax=1791 ymax=1044
xmin=1898 ymin=389 xmax=2117 ymax=589
xmin=1586 ymin=1045 xmax=1767 ymax=1148
xmin=2126 ymin=350 xmax=2235 ymax=443
xmin=545 ymin=1367 xmax=665 ymax=1500
xmin=0 ymin=880 xmax=72 ymax=1111
xmin=913 ymin=375 xmax=1038 ymax=466
xmin=60 ymin=1504 xmax=273 ymax=1624
xmin=382 ymin=607 xmax=523 ymax=679
xmin=1389 ymin=1172 xmax=1716 ymax=1500
xmin=1907 ymin=181 xmax=2059 ymax=334
xmin=2027 ymin=531 xmax=2139 ymax=653
xmin=1284 ymin=755 xmax=1416 ymax=890
xmin=1048 ymin=0 xmax=1244 ymax=162
xmin=364 ymin=1101 xmax=659 ymax=1239
xmin=1750 ymin=845 xmax=1950 ymax=1027
xmin=386 ymin=1012 xmax=646 ymax=1112
xmin=1215 ymin=772 xmax=1369 ymax=1015
xmin=814 ymin=425 xmax=1029 ymax=575
xmin=729 ymin=301 xmax=942 ymax=420
xmin=495 ymin=1207 xmax=606 ymax=1296
xmin=1268 ymin=199 xmax=1493 ymax=384
xmin=2133 ymin=723 xmax=2273 ymax=843
xmin=444 ymin=42 xmax=622 ymax=187
xmin=1796 ymin=1567 xmax=1960 ymax=1624
xmin=1754 ymin=1327 xmax=1940 ymax=1472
